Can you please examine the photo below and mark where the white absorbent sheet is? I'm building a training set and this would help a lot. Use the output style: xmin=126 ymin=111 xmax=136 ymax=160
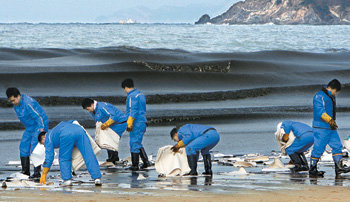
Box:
xmin=71 ymin=121 xmax=101 ymax=171
xmin=30 ymin=143 xmax=46 ymax=167
xmin=344 ymin=138 xmax=350 ymax=153
xmin=95 ymin=121 xmax=120 ymax=151
xmin=155 ymin=145 xmax=190 ymax=177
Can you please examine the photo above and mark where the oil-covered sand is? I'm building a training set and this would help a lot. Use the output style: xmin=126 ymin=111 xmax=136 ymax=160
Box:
xmin=1 ymin=47 xmax=350 ymax=200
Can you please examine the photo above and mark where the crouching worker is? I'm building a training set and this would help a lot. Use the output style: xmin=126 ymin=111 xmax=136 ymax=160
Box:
xmin=82 ymin=98 xmax=127 ymax=165
xmin=275 ymin=121 xmax=314 ymax=173
xmin=170 ymin=124 xmax=220 ymax=176
xmin=39 ymin=120 xmax=102 ymax=186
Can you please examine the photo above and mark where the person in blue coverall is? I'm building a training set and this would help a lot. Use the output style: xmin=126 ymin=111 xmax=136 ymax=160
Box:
xmin=6 ymin=87 xmax=49 ymax=178
xmin=276 ymin=121 xmax=314 ymax=173
xmin=82 ymin=98 xmax=127 ymax=165
xmin=170 ymin=124 xmax=220 ymax=176
xmin=38 ymin=120 xmax=102 ymax=186
xmin=310 ymin=79 xmax=350 ymax=177
xmin=121 ymin=78 xmax=151 ymax=171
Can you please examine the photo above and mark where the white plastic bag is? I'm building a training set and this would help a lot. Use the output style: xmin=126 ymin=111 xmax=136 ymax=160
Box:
xmin=31 ymin=143 xmax=45 ymax=167
xmin=95 ymin=122 xmax=120 ymax=151
xmin=155 ymin=145 xmax=190 ymax=177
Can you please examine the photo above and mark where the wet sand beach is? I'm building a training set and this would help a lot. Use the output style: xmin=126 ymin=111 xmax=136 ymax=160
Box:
xmin=1 ymin=47 xmax=350 ymax=200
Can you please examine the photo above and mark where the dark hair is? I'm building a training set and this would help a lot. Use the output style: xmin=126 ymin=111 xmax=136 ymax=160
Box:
xmin=327 ymin=79 xmax=341 ymax=91
xmin=38 ymin=131 xmax=47 ymax=143
xmin=121 ymin=78 xmax=134 ymax=88
xmin=170 ymin=127 xmax=178 ymax=139
xmin=81 ymin=98 xmax=94 ymax=109
xmin=6 ymin=87 xmax=20 ymax=98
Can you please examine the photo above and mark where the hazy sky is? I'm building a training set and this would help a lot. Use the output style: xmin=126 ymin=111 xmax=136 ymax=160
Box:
xmin=0 ymin=0 xmax=238 ymax=23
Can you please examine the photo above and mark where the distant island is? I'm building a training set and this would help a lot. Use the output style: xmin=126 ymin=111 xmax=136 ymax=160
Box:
xmin=195 ymin=0 xmax=350 ymax=25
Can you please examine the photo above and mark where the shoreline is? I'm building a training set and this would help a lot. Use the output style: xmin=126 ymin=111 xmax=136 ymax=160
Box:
xmin=1 ymin=185 xmax=350 ymax=201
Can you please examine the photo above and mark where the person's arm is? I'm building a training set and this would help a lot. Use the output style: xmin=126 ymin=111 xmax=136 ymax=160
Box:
xmin=26 ymin=103 xmax=45 ymax=132
xmin=127 ymin=96 xmax=138 ymax=131
xmin=314 ymin=94 xmax=337 ymax=129
xmin=40 ymin=133 xmax=54 ymax=184
xmin=281 ymin=122 xmax=292 ymax=142
xmin=101 ymin=104 xmax=116 ymax=130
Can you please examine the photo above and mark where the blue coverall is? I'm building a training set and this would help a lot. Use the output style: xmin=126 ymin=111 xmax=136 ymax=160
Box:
xmin=281 ymin=121 xmax=314 ymax=155
xmin=126 ymin=89 xmax=147 ymax=153
xmin=14 ymin=94 xmax=49 ymax=157
xmin=43 ymin=121 xmax=101 ymax=181
xmin=90 ymin=101 xmax=127 ymax=137
xmin=178 ymin=124 xmax=220 ymax=155
xmin=311 ymin=88 xmax=343 ymax=164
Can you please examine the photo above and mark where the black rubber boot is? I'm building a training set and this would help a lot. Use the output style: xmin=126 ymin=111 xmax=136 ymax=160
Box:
xmin=30 ymin=165 xmax=41 ymax=179
xmin=139 ymin=147 xmax=151 ymax=169
xmin=299 ymin=153 xmax=309 ymax=171
xmin=106 ymin=150 xmax=119 ymax=165
xmin=184 ymin=154 xmax=198 ymax=176
xmin=129 ymin=152 xmax=139 ymax=171
xmin=113 ymin=151 xmax=120 ymax=162
xmin=335 ymin=159 xmax=350 ymax=177
xmin=309 ymin=159 xmax=325 ymax=177
xmin=289 ymin=153 xmax=303 ymax=173
xmin=202 ymin=154 xmax=212 ymax=175
xmin=20 ymin=157 xmax=30 ymax=176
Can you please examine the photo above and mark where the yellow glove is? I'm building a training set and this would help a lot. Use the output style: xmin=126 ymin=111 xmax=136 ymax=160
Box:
xmin=171 ymin=141 xmax=185 ymax=153
xmin=321 ymin=113 xmax=332 ymax=123
xmin=282 ymin=133 xmax=289 ymax=142
xmin=40 ymin=167 xmax=50 ymax=184
xmin=321 ymin=113 xmax=338 ymax=130
xmin=126 ymin=117 xmax=135 ymax=132
xmin=101 ymin=119 xmax=115 ymax=130
xmin=177 ymin=140 xmax=185 ymax=148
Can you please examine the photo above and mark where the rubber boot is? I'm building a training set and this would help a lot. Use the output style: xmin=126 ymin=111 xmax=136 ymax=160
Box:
xmin=309 ymin=158 xmax=325 ymax=177
xmin=139 ymin=147 xmax=151 ymax=169
xmin=20 ymin=157 xmax=30 ymax=176
xmin=202 ymin=154 xmax=212 ymax=175
xmin=113 ymin=151 xmax=120 ymax=162
xmin=289 ymin=153 xmax=303 ymax=173
xmin=334 ymin=155 xmax=350 ymax=177
xmin=299 ymin=153 xmax=309 ymax=171
xmin=184 ymin=154 xmax=198 ymax=176
xmin=106 ymin=150 xmax=114 ymax=162
xmin=129 ymin=152 xmax=139 ymax=171
xmin=30 ymin=165 xmax=41 ymax=179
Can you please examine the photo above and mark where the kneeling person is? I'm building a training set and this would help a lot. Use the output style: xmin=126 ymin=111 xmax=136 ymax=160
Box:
xmin=39 ymin=120 xmax=102 ymax=186
xmin=275 ymin=121 xmax=314 ymax=173
xmin=82 ymin=98 xmax=127 ymax=165
xmin=170 ymin=124 xmax=220 ymax=176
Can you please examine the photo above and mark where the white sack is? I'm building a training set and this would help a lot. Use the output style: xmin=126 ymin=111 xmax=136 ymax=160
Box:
xmin=95 ymin=121 xmax=120 ymax=151
xmin=155 ymin=145 xmax=191 ymax=177
xmin=71 ymin=121 xmax=101 ymax=171
xmin=30 ymin=143 xmax=46 ymax=167
xmin=344 ymin=138 xmax=350 ymax=153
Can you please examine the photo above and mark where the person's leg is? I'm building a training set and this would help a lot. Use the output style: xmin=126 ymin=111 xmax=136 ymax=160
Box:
xmin=75 ymin=130 xmax=102 ymax=180
xmin=286 ymin=132 xmax=313 ymax=172
xmin=310 ymin=128 xmax=330 ymax=176
xmin=185 ymin=132 xmax=220 ymax=176
xmin=129 ymin=122 xmax=145 ymax=170
xmin=30 ymin=129 xmax=41 ymax=178
xmin=20 ymin=130 xmax=32 ymax=175
xmin=199 ymin=131 xmax=220 ymax=175
xmin=185 ymin=142 xmax=199 ymax=176
xmin=58 ymin=135 xmax=75 ymax=181
xmin=134 ymin=123 xmax=150 ymax=169
xmin=329 ymin=130 xmax=350 ymax=176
